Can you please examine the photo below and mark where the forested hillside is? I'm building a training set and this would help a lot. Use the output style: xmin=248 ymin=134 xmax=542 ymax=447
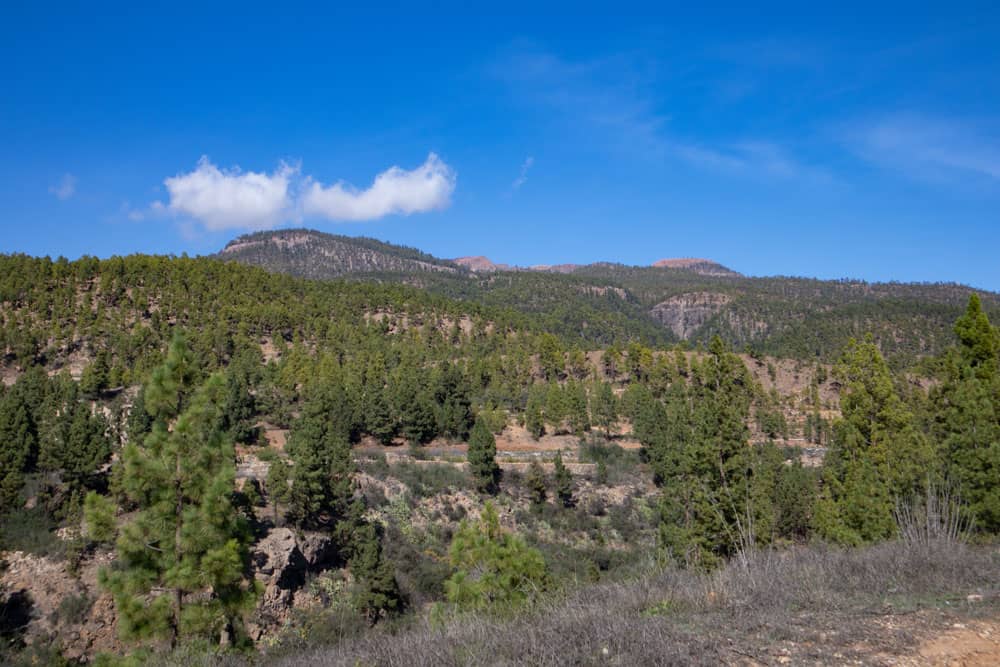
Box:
xmin=1 ymin=251 xmax=998 ymax=665
xmin=217 ymin=229 xmax=460 ymax=279
xmin=217 ymin=229 xmax=1000 ymax=365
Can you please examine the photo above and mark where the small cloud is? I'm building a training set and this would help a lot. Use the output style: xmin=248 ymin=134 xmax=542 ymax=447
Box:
xmin=675 ymin=140 xmax=831 ymax=184
xmin=49 ymin=173 xmax=77 ymax=200
xmin=844 ymin=114 xmax=1000 ymax=185
xmin=118 ymin=199 xmax=174 ymax=225
xmin=164 ymin=157 xmax=297 ymax=231
xmin=512 ymin=156 xmax=534 ymax=190
xmin=302 ymin=153 xmax=456 ymax=222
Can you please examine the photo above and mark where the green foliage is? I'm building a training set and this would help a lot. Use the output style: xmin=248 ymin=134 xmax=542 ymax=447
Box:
xmin=445 ymin=502 xmax=547 ymax=610
xmin=553 ymin=451 xmax=573 ymax=508
xmin=100 ymin=337 xmax=257 ymax=649
xmin=0 ymin=383 xmax=35 ymax=513
xmin=654 ymin=338 xmax=775 ymax=569
xmin=525 ymin=460 xmax=547 ymax=506
xmin=591 ymin=381 xmax=618 ymax=436
xmin=816 ymin=337 xmax=939 ymax=544
xmin=953 ymin=294 xmax=999 ymax=377
xmin=80 ymin=350 xmax=111 ymax=397
xmin=265 ymin=458 xmax=292 ymax=523
xmin=929 ymin=295 xmax=1000 ymax=532
xmin=37 ymin=384 xmax=112 ymax=506
xmin=537 ymin=333 xmax=564 ymax=381
xmin=467 ymin=417 xmax=500 ymax=494
xmin=433 ymin=363 xmax=473 ymax=441
xmin=286 ymin=382 xmax=356 ymax=529
xmin=525 ymin=385 xmax=546 ymax=440
xmin=83 ymin=491 xmax=117 ymax=544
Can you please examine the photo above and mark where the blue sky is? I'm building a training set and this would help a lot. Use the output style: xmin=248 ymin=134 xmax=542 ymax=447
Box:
xmin=2 ymin=2 xmax=999 ymax=289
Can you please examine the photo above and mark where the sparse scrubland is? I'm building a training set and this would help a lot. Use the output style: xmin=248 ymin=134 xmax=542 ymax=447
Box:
xmin=2 ymin=246 xmax=999 ymax=665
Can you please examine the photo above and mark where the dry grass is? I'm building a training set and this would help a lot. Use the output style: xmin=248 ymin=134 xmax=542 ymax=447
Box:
xmin=262 ymin=539 xmax=998 ymax=666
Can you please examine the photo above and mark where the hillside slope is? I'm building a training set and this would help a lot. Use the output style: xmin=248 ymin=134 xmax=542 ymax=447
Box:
xmin=218 ymin=229 xmax=461 ymax=279
xmin=214 ymin=229 xmax=1000 ymax=363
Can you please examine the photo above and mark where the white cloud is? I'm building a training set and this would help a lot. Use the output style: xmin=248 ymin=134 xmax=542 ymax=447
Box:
xmin=672 ymin=140 xmax=832 ymax=184
xmin=512 ymin=156 xmax=534 ymax=190
xmin=302 ymin=153 xmax=455 ymax=222
xmin=845 ymin=114 xmax=1000 ymax=184
xmin=494 ymin=46 xmax=824 ymax=183
xmin=153 ymin=154 xmax=455 ymax=231
xmin=49 ymin=173 xmax=76 ymax=200
xmin=164 ymin=157 xmax=296 ymax=231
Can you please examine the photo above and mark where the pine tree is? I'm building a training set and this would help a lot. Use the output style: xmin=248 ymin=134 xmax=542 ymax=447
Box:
xmin=656 ymin=337 xmax=772 ymax=568
xmin=127 ymin=385 xmax=154 ymax=445
xmin=393 ymin=365 xmax=437 ymax=444
xmin=553 ymin=451 xmax=573 ymax=507
xmin=286 ymin=382 xmax=356 ymax=529
xmin=434 ymin=363 xmax=473 ymax=441
xmin=0 ymin=382 xmax=37 ymax=513
xmin=525 ymin=386 xmax=546 ymax=440
xmin=445 ymin=502 xmax=547 ymax=610
xmin=815 ymin=337 xmax=937 ymax=544
xmin=537 ymin=333 xmax=564 ymax=381
xmin=79 ymin=349 xmax=110 ymax=398
xmin=592 ymin=381 xmax=618 ymax=438
xmin=366 ymin=385 xmax=396 ymax=446
xmin=603 ymin=344 xmax=621 ymax=380
xmin=932 ymin=296 xmax=1000 ymax=532
xmin=337 ymin=505 xmax=401 ymax=623
xmin=525 ymin=459 xmax=547 ymax=506
xmin=595 ymin=459 xmax=609 ymax=486
xmin=953 ymin=294 xmax=999 ymax=379
xmin=265 ymin=457 xmax=292 ymax=525
xmin=544 ymin=382 xmax=567 ymax=434
xmin=565 ymin=380 xmax=590 ymax=436
xmin=467 ymin=417 xmax=500 ymax=494
xmin=220 ymin=366 xmax=258 ymax=445
xmin=100 ymin=336 xmax=256 ymax=649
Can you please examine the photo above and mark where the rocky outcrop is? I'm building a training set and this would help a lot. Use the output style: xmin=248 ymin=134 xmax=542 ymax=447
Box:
xmin=453 ymin=256 xmax=511 ymax=272
xmin=650 ymin=292 xmax=731 ymax=339
xmin=0 ymin=550 xmax=119 ymax=661
xmin=651 ymin=258 xmax=740 ymax=277
xmin=248 ymin=527 xmax=340 ymax=639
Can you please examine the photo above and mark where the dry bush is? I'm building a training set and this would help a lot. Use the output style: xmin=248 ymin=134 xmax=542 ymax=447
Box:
xmin=264 ymin=539 xmax=998 ymax=666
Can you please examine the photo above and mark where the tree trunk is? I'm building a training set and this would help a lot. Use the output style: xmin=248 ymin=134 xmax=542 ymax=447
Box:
xmin=172 ymin=452 xmax=183 ymax=649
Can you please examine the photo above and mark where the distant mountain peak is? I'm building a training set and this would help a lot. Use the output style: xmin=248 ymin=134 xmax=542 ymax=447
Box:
xmin=452 ymin=256 xmax=510 ymax=272
xmin=217 ymin=228 xmax=459 ymax=279
xmin=651 ymin=258 xmax=739 ymax=277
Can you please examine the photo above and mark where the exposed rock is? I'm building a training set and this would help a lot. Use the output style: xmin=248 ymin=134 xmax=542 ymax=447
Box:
xmin=252 ymin=527 xmax=307 ymax=590
xmin=453 ymin=256 xmax=510 ymax=272
xmin=651 ymin=258 xmax=740 ymax=277
xmin=248 ymin=527 xmax=344 ymax=638
xmin=0 ymin=549 xmax=119 ymax=661
xmin=650 ymin=292 xmax=732 ymax=339
xmin=298 ymin=532 xmax=337 ymax=569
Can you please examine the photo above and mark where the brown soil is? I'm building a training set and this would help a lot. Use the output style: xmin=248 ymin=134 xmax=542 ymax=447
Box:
xmin=910 ymin=618 xmax=1000 ymax=666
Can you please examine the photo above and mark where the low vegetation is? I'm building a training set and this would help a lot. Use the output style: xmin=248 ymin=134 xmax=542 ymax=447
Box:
xmin=1 ymin=246 xmax=999 ymax=664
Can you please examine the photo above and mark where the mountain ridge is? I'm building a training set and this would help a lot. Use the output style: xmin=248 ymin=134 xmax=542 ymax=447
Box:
xmin=213 ymin=228 xmax=999 ymax=363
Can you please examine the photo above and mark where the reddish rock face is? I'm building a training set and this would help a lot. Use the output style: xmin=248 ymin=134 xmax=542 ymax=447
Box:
xmin=651 ymin=258 xmax=739 ymax=277
xmin=453 ymin=256 xmax=504 ymax=272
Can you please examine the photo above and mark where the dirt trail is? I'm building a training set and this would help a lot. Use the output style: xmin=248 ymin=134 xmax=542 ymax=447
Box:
xmin=906 ymin=619 xmax=1000 ymax=666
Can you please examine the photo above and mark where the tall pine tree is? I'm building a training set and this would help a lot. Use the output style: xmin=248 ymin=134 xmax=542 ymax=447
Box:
xmin=815 ymin=336 xmax=937 ymax=544
xmin=99 ymin=336 xmax=256 ymax=648
xmin=467 ymin=417 xmax=500 ymax=494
